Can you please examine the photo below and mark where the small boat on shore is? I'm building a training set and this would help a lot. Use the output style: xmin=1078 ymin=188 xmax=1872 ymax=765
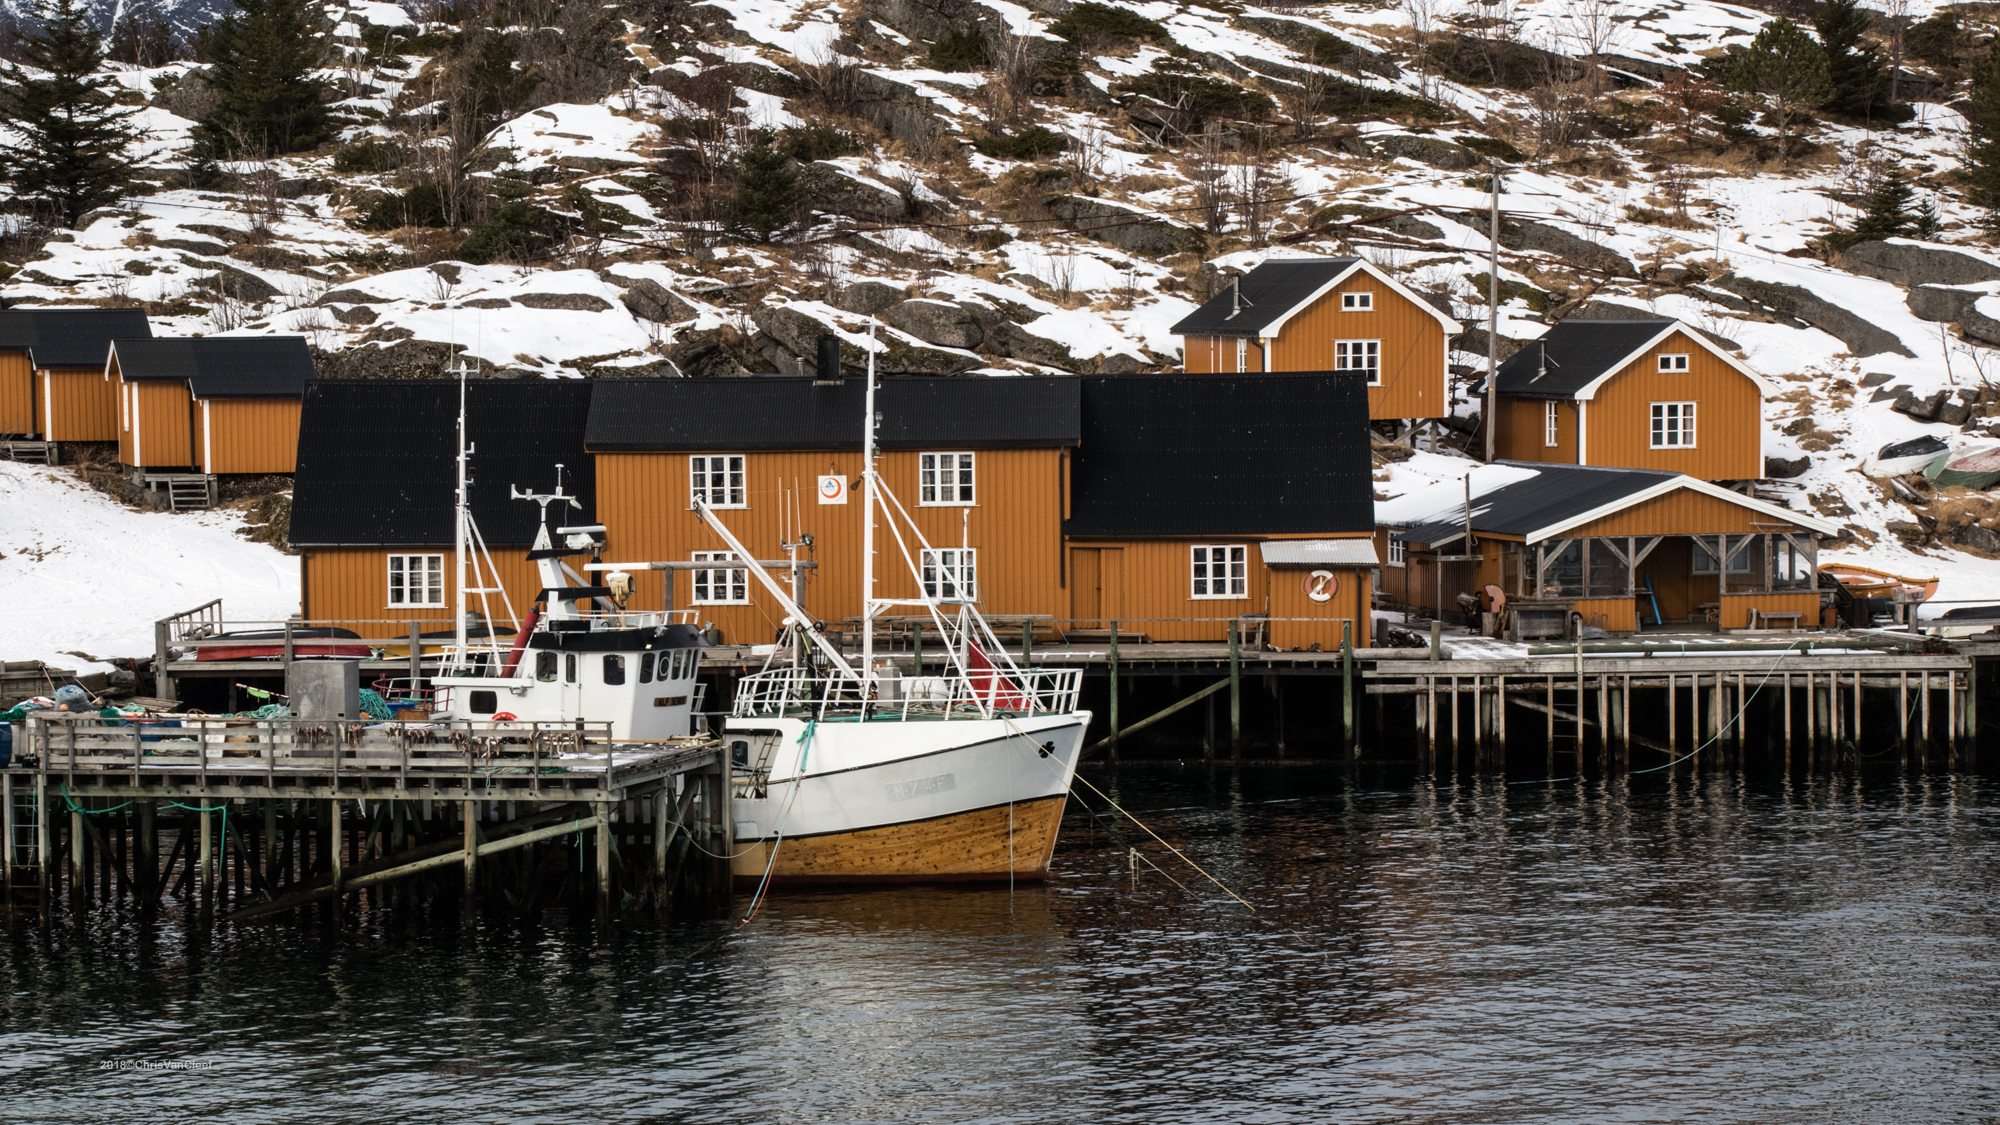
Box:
xmin=1863 ymin=435 xmax=1949 ymax=478
xmin=1820 ymin=562 xmax=1939 ymax=601
xmin=194 ymin=628 xmax=371 ymax=661
xmin=1924 ymin=443 xmax=2000 ymax=489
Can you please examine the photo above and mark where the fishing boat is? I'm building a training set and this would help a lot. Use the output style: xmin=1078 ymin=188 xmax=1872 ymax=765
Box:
xmin=1862 ymin=435 xmax=1949 ymax=478
xmin=705 ymin=336 xmax=1092 ymax=886
xmin=194 ymin=627 xmax=371 ymax=661
xmin=1820 ymin=562 xmax=1940 ymax=601
xmin=1923 ymin=443 xmax=2000 ymax=489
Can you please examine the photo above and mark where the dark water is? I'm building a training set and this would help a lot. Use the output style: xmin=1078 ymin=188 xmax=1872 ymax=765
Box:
xmin=5 ymin=765 xmax=2000 ymax=1124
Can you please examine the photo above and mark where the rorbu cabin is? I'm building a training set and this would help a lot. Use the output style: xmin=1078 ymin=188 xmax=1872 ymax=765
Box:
xmin=1170 ymin=256 xmax=1460 ymax=436
xmin=1375 ymin=462 xmax=1838 ymax=638
xmin=108 ymin=337 xmax=317 ymax=504
xmin=584 ymin=374 xmax=1082 ymax=645
xmin=0 ymin=307 xmax=152 ymax=456
xmin=1490 ymin=317 xmax=1770 ymax=482
xmin=291 ymin=379 xmax=597 ymax=645
xmin=1065 ymin=372 xmax=1378 ymax=649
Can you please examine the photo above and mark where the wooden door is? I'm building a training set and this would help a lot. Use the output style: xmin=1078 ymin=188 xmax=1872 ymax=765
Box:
xmin=1069 ymin=548 xmax=1124 ymax=629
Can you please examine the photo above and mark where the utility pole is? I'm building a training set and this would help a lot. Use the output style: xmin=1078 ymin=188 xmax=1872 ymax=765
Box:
xmin=1485 ymin=160 xmax=1500 ymax=464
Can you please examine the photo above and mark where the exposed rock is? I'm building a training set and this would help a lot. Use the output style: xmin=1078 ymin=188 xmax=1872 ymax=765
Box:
xmin=1940 ymin=401 xmax=1974 ymax=426
xmin=1100 ymin=351 xmax=1147 ymax=374
xmin=1859 ymin=372 xmax=1895 ymax=388
xmin=1712 ymin=276 xmax=1915 ymax=358
xmin=312 ymin=340 xmax=466 ymax=380
xmin=1892 ymin=389 xmax=1950 ymax=420
xmin=885 ymin=298 xmax=983 ymax=349
xmin=517 ymin=292 xmax=613 ymax=312
xmin=332 ymin=305 xmax=377 ymax=325
xmin=986 ymin=320 xmax=1084 ymax=371
xmin=1907 ymin=284 xmax=1981 ymax=323
xmin=460 ymin=298 xmax=512 ymax=309
xmin=1457 ymin=211 xmax=1637 ymax=277
xmin=1235 ymin=15 xmax=1401 ymax=78
xmin=833 ymin=280 xmax=906 ymax=315
xmin=429 ymin=262 xmax=463 ymax=284
xmin=1361 ymin=213 xmax=1444 ymax=241
xmin=155 ymin=238 xmax=231 ymax=257
xmin=1870 ymin=382 xmax=1909 ymax=403
xmin=1781 ymin=416 xmax=1815 ymax=437
xmin=753 ymin=303 xmax=977 ymax=375
xmin=1375 ymin=134 xmax=1479 ymax=171
xmin=803 ymin=163 xmax=905 ymax=221
xmin=1961 ymin=300 xmax=2000 ymax=348
xmin=1044 ymin=196 xmax=1206 ymax=258
xmin=620 ymin=277 xmax=698 ymax=324
xmin=1838 ymin=240 xmax=2000 ymax=287
xmin=1955 ymin=522 xmax=2000 ymax=555
xmin=195 ymin=266 xmax=281 ymax=302
xmin=1765 ymin=454 xmax=1810 ymax=479
xmin=323 ymin=288 xmax=389 ymax=304
xmin=1452 ymin=327 xmax=1526 ymax=362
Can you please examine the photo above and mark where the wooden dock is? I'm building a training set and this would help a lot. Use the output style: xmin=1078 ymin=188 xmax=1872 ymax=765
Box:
xmin=2 ymin=713 xmax=732 ymax=930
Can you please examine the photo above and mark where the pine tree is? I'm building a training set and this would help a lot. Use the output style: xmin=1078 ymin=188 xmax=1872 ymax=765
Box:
xmin=1914 ymin=195 xmax=1943 ymax=240
xmin=201 ymin=0 xmax=330 ymax=156
xmin=1849 ymin=169 xmax=1917 ymax=241
xmin=1963 ymin=38 xmax=2000 ymax=219
xmin=1729 ymin=17 xmax=1834 ymax=167
xmin=0 ymin=0 xmax=138 ymax=228
xmin=732 ymin=133 xmax=803 ymax=243
xmin=1814 ymin=0 xmax=1888 ymax=118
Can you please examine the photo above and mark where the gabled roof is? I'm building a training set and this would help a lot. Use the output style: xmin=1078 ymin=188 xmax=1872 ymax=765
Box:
xmin=0 ymin=308 xmax=152 ymax=368
xmin=1494 ymin=318 xmax=1773 ymax=400
xmin=1378 ymin=461 xmax=1837 ymax=546
xmin=584 ymin=375 xmax=1080 ymax=451
xmin=1067 ymin=372 xmax=1375 ymax=537
xmin=292 ymin=380 xmax=595 ymax=548
xmin=110 ymin=337 xmax=317 ymax=399
xmin=1168 ymin=256 xmax=1460 ymax=339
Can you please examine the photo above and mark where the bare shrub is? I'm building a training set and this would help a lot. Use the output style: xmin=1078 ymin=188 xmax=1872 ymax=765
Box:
xmin=987 ymin=25 xmax=1044 ymax=125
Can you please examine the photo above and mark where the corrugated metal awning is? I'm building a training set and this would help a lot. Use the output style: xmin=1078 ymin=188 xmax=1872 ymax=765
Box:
xmin=1258 ymin=538 xmax=1378 ymax=566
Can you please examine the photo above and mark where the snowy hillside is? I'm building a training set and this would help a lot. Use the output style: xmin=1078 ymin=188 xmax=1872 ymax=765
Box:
xmin=5 ymin=0 xmax=2000 ymax=636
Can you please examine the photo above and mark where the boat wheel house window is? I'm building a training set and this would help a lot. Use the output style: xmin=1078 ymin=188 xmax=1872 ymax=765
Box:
xmin=1651 ymin=402 xmax=1696 ymax=448
xmin=1191 ymin=545 xmax=1248 ymax=599
xmin=692 ymin=551 xmax=750 ymax=604
xmin=690 ymin=454 xmax=746 ymax=508
xmin=536 ymin=651 xmax=557 ymax=682
xmin=602 ymin=655 xmax=625 ymax=685
xmin=1658 ymin=353 xmax=1690 ymax=372
xmin=921 ymin=548 xmax=977 ymax=601
xmin=387 ymin=554 xmax=444 ymax=606
xmin=919 ymin=452 xmax=974 ymax=506
xmin=1336 ymin=340 xmax=1381 ymax=385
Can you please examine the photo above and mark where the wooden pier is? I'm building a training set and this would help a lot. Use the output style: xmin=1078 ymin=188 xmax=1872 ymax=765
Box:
xmin=1 ymin=713 xmax=732 ymax=930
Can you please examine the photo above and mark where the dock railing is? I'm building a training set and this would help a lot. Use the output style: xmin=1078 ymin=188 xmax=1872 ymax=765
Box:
xmin=731 ymin=666 xmax=1085 ymax=721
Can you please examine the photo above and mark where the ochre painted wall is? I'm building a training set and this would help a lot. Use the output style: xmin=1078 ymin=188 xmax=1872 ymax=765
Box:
xmin=302 ymin=547 xmax=547 ymax=643
xmin=1183 ymin=335 xmax=1266 ymax=374
xmin=119 ymin=377 xmax=196 ymax=468
xmin=1065 ymin=537 xmax=1371 ymax=647
xmin=0 ymin=352 xmax=33 ymax=435
xmin=1565 ymin=488 xmax=1794 ymax=538
xmin=44 ymin=368 xmax=117 ymax=441
xmin=1586 ymin=331 xmax=1762 ymax=480
xmin=206 ymin=398 xmax=303 ymax=473
xmin=1719 ymin=592 xmax=1817 ymax=629
xmin=1494 ymin=395 xmax=1579 ymax=464
xmin=594 ymin=448 xmax=1065 ymax=646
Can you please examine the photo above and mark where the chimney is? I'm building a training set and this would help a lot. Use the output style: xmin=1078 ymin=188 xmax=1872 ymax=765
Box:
xmin=814 ymin=334 xmax=842 ymax=384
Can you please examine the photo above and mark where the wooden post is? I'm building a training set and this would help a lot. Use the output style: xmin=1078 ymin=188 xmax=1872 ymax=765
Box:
xmin=1449 ymin=675 xmax=1460 ymax=746
xmin=282 ymin=622 xmax=294 ymax=683
xmin=1 ymin=772 xmax=11 ymax=916
xmin=1426 ymin=675 xmax=1437 ymax=765
xmin=1948 ymin=669 xmax=1958 ymax=757
xmin=1341 ymin=620 xmax=1355 ymax=756
xmin=715 ymin=766 xmax=736 ymax=907
xmin=330 ymin=799 xmax=344 ymax=901
xmin=71 ymin=803 xmax=85 ymax=891
xmin=1228 ymin=620 xmax=1242 ymax=758
xmin=1430 ymin=619 xmax=1441 ymax=659
xmin=1921 ymin=670 xmax=1932 ymax=744
xmin=1666 ymin=672 xmax=1676 ymax=754
xmin=154 ymin=619 xmax=174 ymax=700
xmin=654 ymin=787 xmax=671 ymax=883
xmin=1620 ymin=674 xmax=1632 ymax=767
xmin=1806 ymin=672 xmax=1817 ymax=751
xmin=912 ymin=623 xmax=923 ymax=676
xmin=1021 ymin=619 xmax=1032 ymax=666
xmin=1597 ymin=674 xmax=1610 ymax=773
xmin=1106 ymin=621 xmax=1119 ymax=761
xmin=596 ymin=800 xmax=613 ymax=924
xmin=1782 ymin=673 xmax=1793 ymax=767
xmin=462 ymin=799 xmax=477 ymax=920
xmin=197 ymin=802 xmax=213 ymax=906
xmin=408 ymin=621 xmax=422 ymax=696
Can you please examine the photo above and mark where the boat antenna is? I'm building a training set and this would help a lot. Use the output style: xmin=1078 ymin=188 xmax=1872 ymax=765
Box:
xmin=862 ymin=322 xmax=879 ymax=684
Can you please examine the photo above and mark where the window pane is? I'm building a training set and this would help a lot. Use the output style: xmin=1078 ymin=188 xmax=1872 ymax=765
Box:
xmin=603 ymin=655 xmax=625 ymax=686
xmin=536 ymin=651 xmax=557 ymax=682
xmin=1587 ymin=539 xmax=1626 ymax=597
xmin=1544 ymin=540 xmax=1583 ymax=596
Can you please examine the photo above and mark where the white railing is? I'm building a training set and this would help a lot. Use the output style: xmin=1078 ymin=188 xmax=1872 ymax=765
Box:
xmin=731 ymin=666 xmax=1084 ymax=721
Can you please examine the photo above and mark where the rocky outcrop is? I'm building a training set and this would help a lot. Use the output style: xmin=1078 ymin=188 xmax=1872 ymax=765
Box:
xmin=1838 ymin=240 xmax=2000 ymax=287
xmin=885 ymin=298 xmax=983 ymax=349
xmin=1454 ymin=211 xmax=1637 ymax=277
xmin=1711 ymin=276 xmax=1915 ymax=358
xmin=1765 ymin=455 xmax=1810 ymax=479
xmin=986 ymin=320 xmax=1085 ymax=371
xmin=1907 ymin=284 xmax=1981 ymax=323
xmin=620 ymin=278 xmax=698 ymax=323
xmin=803 ymin=163 xmax=906 ymax=221
xmin=751 ymin=303 xmax=978 ymax=375
xmin=1375 ymin=134 xmax=1479 ymax=171
xmin=517 ymin=292 xmax=614 ymax=312
xmin=1044 ymin=196 xmax=1206 ymax=258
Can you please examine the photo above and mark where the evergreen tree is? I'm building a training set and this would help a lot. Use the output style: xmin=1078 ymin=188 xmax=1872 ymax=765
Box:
xmin=732 ymin=132 xmax=803 ymax=243
xmin=1849 ymin=169 xmax=1917 ymax=241
xmin=1963 ymin=38 xmax=2000 ymax=219
xmin=1729 ymin=17 xmax=1834 ymax=167
xmin=1814 ymin=0 xmax=1889 ymax=118
xmin=201 ymin=0 xmax=330 ymax=156
xmin=0 ymin=0 xmax=137 ymax=228
xmin=1914 ymin=195 xmax=1943 ymax=240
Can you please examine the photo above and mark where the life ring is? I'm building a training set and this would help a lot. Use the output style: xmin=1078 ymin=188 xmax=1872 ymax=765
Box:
xmin=1304 ymin=569 xmax=1338 ymax=603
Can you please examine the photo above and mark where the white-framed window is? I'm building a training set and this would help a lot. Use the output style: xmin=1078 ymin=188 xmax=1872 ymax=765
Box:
xmin=920 ymin=547 xmax=978 ymax=602
xmin=689 ymin=454 xmax=746 ymax=508
xmin=1336 ymin=339 xmax=1381 ymax=385
xmin=1342 ymin=291 xmax=1374 ymax=311
xmin=1190 ymin=544 xmax=1248 ymax=599
xmin=1651 ymin=401 xmax=1696 ymax=448
xmin=1658 ymin=353 xmax=1690 ymax=372
xmin=919 ymin=452 xmax=974 ymax=506
xmin=1234 ymin=337 xmax=1247 ymax=373
xmin=1692 ymin=535 xmax=1753 ymax=574
xmin=1387 ymin=537 xmax=1406 ymax=568
xmin=691 ymin=551 xmax=749 ymax=604
xmin=1544 ymin=400 xmax=1559 ymax=447
xmin=387 ymin=554 xmax=445 ymax=606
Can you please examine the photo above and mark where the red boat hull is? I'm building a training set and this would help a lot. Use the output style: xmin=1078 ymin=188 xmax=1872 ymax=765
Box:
xmin=196 ymin=644 xmax=372 ymax=661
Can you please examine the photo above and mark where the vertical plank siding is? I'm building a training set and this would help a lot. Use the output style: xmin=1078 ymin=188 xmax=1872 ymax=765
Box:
xmin=130 ymin=379 xmax=195 ymax=468
xmin=1271 ymin=274 xmax=1448 ymax=421
xmin=1065 ymin=538 xmax=1369 ymax=647
xmin=1588 ymin=331 xmax=1762 ymax=480
xmin=0 ymin=352 xmax=33 ymax=435
xmin=206 ymin=399 xmax=304 ymax=473
xmin=303 ymin=547 xmax=548 ymax=643
xmin=1494 ymin=395 xmax=1577 ymax=464
xmin=44 ymin=368 xmax=118 ymax=441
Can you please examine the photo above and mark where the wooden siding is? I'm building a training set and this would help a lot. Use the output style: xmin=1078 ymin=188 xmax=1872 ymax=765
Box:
xmin=302 ymin=547 xmax=547 ymax=643
xmin=1063 ymin=538 xmax=1368 ymax=647
xmin=1586 ymin=330 xmax=1761 ymax=480
xmin=44 ymin=367 xmax=117 ymax=441
xmin=594 ymin=449 xmax=1065 ymax=645
xmin=121 ymin=377 xmax=196 ymax=468
xmin=1182 ymin=335 xmax=1265 ymax=374
xmin=1565 ymin=488 xmax=1806 ymax=539
xmin=1493 ymin=395 xmax=1579 ymax=464
xmin=0 ymin=351 xmax=32 ymax=435
xmin=1719 ymin=592 xmax=1817 ymax=630
xmin=205 ymin=398 xmax=303 ymax=473
xmin=1267 ymin=563 xmax=1371 ymax=649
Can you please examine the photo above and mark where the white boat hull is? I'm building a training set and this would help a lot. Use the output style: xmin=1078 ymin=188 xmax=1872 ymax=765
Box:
xmin=726 ymin=711 xmax=1090 ymax=883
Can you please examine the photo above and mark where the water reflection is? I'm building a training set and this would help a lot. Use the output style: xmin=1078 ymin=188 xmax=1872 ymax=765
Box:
xmin=2 ymin=765 xmax=1997 ymax=1123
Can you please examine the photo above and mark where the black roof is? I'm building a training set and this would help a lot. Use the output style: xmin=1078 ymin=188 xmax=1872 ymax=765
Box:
xmin=1388 ymin=462 xmax=1678 ymax=545
xmin=291 ymin=379 xmax=595 ymax=548
xmin=1067 ymin=372 xmax=1374 ymax=537
xmin=1168 ymin=258 xmax=1360 ymax=338
xmin=112 ymin=337 xmax=317 ymax=398
xmin=0 ymin=307 xmax=151 ymax=368
xmin=1493 ymin=318 xmax=1676 ymax=399
xmin=584 ymin=375 xmax=1081 ymax=451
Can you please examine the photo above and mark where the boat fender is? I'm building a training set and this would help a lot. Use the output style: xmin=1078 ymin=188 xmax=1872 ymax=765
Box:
xmin=1038 ymin=741 xmax=1054 ymax=758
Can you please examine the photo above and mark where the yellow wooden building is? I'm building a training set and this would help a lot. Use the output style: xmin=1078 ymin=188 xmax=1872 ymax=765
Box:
xmin=108 ymin=337 xmax=316 ymax=475
xmin=0 ymin=307 xmax=151 ymax=447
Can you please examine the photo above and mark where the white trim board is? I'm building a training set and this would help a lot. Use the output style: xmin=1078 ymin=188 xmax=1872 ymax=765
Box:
xmin=1569 ymin=320 xmax=1775 ymax=401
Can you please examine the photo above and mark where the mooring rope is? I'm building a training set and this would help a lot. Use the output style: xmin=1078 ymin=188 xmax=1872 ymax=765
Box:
xmin=737 ymin=719 xmax=816 ymax=927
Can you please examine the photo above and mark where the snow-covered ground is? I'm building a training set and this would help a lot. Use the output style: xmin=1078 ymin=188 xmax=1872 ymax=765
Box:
xmin=0 ymin=464 xmax=300 ymax=674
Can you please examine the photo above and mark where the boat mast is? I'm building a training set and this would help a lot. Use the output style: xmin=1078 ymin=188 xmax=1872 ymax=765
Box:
xmin=453 ymin=357 xmax=472 ymax=662
xmin=861 ymin=325 xmax=878 ymax=683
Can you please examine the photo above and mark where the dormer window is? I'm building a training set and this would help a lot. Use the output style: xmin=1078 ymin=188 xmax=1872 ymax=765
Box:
xmin=1342 ymin=291 xmax=1374 ymax=311
xmin=1658 ymin=353 xmax=1690 ymax=372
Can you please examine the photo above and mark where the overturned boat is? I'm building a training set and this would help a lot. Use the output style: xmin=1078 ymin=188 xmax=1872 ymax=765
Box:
xmin=1862 ymin=435 xmax=1949 ymax=478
